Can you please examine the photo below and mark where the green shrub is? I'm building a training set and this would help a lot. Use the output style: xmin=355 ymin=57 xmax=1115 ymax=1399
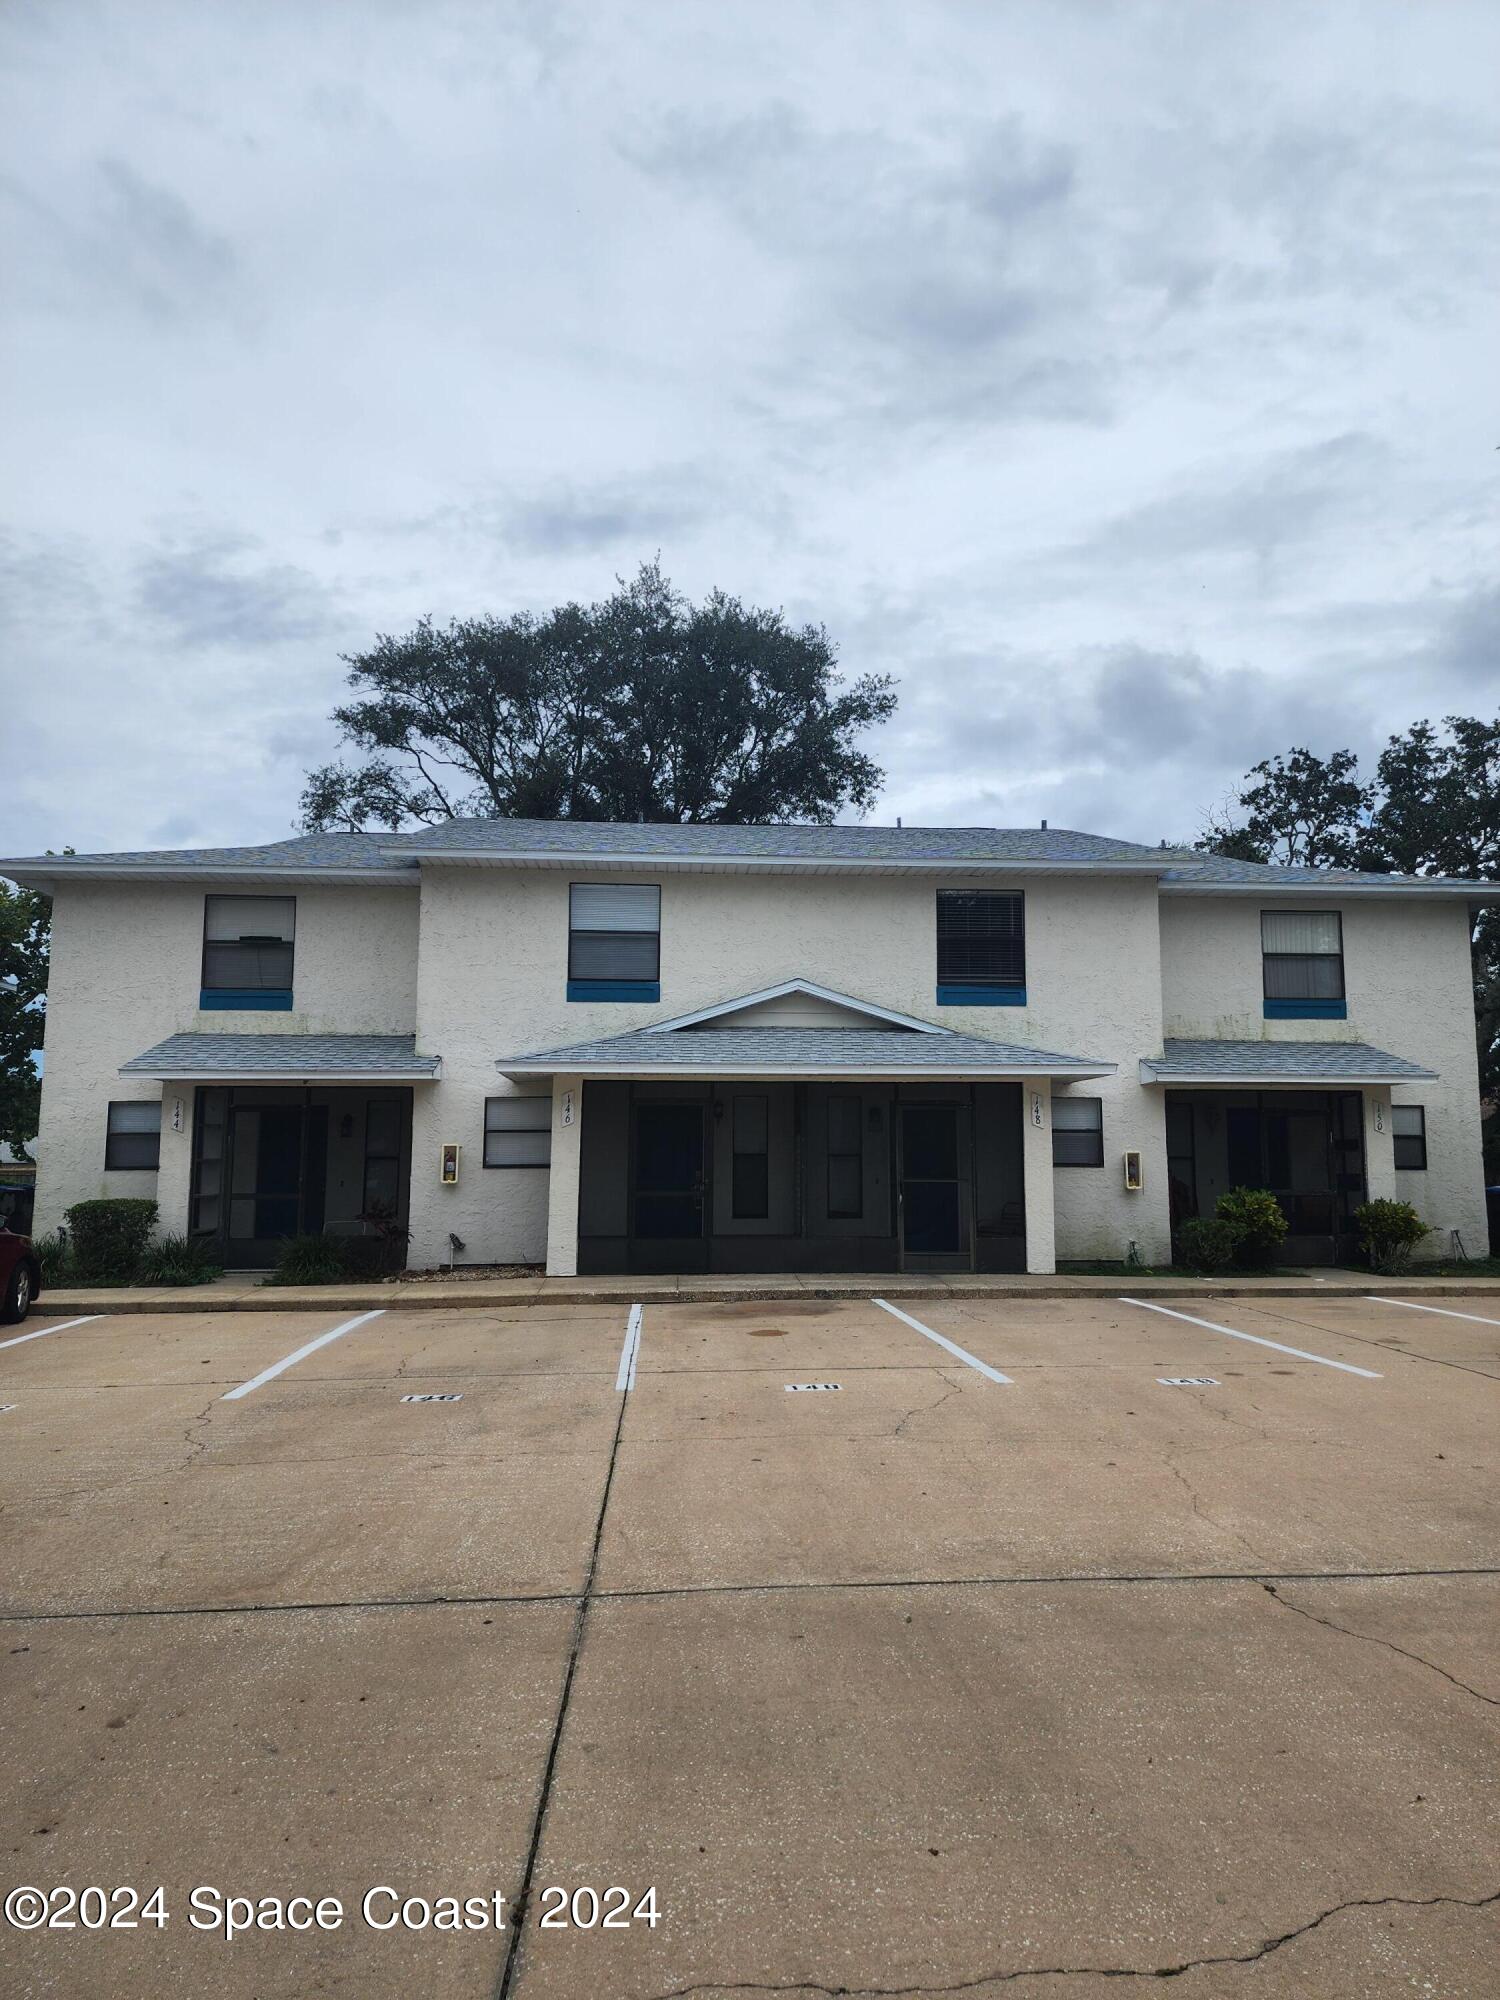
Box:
xmin=133 ymin=1234 xmax=224 ymax=1287
xmin=1176 ymin=1216 xmax=1239 ymax=1274
xmin=1354 ymin=1198 xmax=1429 ymax=1275
xmin=32 ymin=1231 xmax=72 ymax=1285
xmin=1215 ymin=1187 xmax=1289 ymax=1268
xmin=65 ymin=1198 xmax=158 ymax=1283
xmin=264 ymin=1234 xmax=350 ymax=1286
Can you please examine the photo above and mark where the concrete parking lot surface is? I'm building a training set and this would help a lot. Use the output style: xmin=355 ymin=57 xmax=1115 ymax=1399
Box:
xmin=2 ymin=1292 xmax=1496 ymax=1997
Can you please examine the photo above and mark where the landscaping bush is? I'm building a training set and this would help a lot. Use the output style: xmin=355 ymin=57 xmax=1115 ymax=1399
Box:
xmin=65 ymin=1198 xmax=158 ymax=1283
xmin=1214 ymin=1187 xmax=1288 ymax=1268
xmin=1354 ymin=1198 xmax=1429 ymax=1275
xmin=1176 ymin=1216 xmax=1239 ymax=1275
xmin=264 ymin=1234 xmax=350 ymax=1286
xmin=133 ymin=1233 xmax=224 ymax=1287
xmin=32 ymin=1231 xmax=72 ymax=1285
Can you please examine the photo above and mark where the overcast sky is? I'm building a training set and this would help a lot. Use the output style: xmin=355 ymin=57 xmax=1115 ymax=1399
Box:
xmin=2 ymin=0 xmax=1496 ymax=858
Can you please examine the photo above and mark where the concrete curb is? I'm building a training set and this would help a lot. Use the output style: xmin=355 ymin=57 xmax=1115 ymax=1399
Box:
xmin=32 ymin=1275 xmax=1500 ymax=1314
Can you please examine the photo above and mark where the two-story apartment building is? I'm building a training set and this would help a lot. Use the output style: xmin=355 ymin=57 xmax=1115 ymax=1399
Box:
xmin=4 ymin=822 xmax=1492 ymax=1274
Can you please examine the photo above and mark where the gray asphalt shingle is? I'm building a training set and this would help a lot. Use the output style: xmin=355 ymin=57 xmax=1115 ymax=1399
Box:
xmin=498 ymin=1025 xmax=1113 ymax=1074
xmin=1140 ymin=1039 xmax=1437 ymax=1082
xmin=120 ymin=1033 xmax=440 ymax=1076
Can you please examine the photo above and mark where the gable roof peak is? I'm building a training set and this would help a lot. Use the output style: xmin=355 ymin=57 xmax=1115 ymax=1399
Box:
xmin=644 ymin=978 xmax=950 ymax=1036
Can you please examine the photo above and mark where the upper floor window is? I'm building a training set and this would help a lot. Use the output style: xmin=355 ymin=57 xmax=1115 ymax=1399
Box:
xmin=1261 ymin=910 xmax=1345 ymax=1019
xmin=1392 ymin=1104 xmax=1427 ymax=1170
xmin=568 ymin=884 xmax=660 ymax=1001
xmin=202 ymin=896 xmax=295 ymax=1011
xmin=106 ymin=1100 xmax=161 ymax=1171
xmin=936 ymin=891 xmax=1025 ymax=1005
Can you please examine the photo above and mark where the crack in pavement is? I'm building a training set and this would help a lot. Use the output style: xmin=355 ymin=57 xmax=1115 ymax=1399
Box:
xmin=1260 ymin=1581 xmax=1500 ymax=1706
xmin=1160 ymin=1456 xmax=1263 ymax=1566
xmin=633 ymin=1888 xmax=1500 ymax=1997
xmin=892 ymin=1373 xmax=965 ymax=1439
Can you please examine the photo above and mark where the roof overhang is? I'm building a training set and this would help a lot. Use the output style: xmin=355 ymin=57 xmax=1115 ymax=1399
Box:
xmin=1140 ymin=1045 xmax=1437 ymax=1086
xmin=1160 ymin=880 xmax=1498 ymax=900
xmin=500 ymin=1059 xmax=1115 ymax=1081
xmin=119 ymin=1032 xmax=441 ymax=1084
xmin=1 ymin=864 xmax=417 ymax=892
xmin=401 ymin=851 xmax=1182 ymax=878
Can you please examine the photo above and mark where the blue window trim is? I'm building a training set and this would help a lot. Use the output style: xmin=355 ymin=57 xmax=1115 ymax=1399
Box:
xmin=567 ymin=979 xmax=660 ymax=1003
xmin=936 ymin=984 xmax=1026 ymax=1007
xmin=200 ymin=989 xmax=294 ymax=1012
xmin=1264 ymin=998 xmax=1347 ymax=1020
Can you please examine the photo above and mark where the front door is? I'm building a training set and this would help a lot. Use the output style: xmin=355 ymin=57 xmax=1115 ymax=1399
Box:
xmin=224 ymin=1102 xmax=327 ymax=1267
xmin=631 ymin=1102 xmax=708 ymax=1272
xmin=897 ymin=1100 xmax=973 ymax=1271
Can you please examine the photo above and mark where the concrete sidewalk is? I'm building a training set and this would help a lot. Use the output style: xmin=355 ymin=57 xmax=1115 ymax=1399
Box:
xmin=34 ymin=1267 xmax=1500 ymax=1313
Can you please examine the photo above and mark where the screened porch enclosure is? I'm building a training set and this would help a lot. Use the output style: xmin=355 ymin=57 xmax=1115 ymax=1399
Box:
xmin=188 ymin=1084 xmax=414 ymax=1268
xmin=575 ymin=1079 xmax=1027 ymax=1275
xmin=1165 ymin=1088 xmax=1367 ymax=1266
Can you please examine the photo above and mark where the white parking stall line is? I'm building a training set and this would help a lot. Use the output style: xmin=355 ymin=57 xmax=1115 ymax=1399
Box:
xmin=615 ymin=1302 xmax=643 ymax=1393
xmin=0 ymin=1314 xmax=101 ymax=1352
xmin=1368 ymin=1296 xmax=1500 ymax=1329
xmin=221 ymin=1310 xmax=385 ymax=1401
xmin=872 ymin=1299 xmax=1014 ymax=1384
xmin=1119 ymin=1298 xmax=1382 ymax=1378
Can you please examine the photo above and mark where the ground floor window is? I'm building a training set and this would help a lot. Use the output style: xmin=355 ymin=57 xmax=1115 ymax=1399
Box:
xmin=484 ymin=1096 xmax=552 ymax=1168
xmin=1052 ymin=1096 xmax=1103 ymax=1167
xmin=106 ymin=1100 xmax=161 ymax=1171
xmin=1392 ymin=1104 xmax=1427 ymax=1170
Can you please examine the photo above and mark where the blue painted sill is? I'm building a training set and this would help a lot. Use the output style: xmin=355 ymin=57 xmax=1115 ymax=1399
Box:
xmin=200 ymin=989 xmax=293 ymax=1011
xmin=1264 ymin=998 xmax=1347 ymax=1020
xmin=936 ymin=985 xmax=1026 ymax=1007
xmin=567 ymin=980 xmax=660 ymax=1003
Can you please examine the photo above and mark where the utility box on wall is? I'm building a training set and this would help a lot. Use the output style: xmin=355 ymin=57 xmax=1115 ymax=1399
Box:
xmin=1123 ymin=1149 xmax=1143 ymax=1191
xmin=440 ymin=1143 xmax=461 ymax=1185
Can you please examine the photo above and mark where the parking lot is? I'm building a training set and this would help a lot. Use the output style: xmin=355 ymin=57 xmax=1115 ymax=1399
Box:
xmin=2 ymin=1292 xmax=1496 ymax=1998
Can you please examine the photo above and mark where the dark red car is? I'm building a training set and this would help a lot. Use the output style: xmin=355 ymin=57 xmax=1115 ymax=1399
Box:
xmin=0 ymin=1224 xmax=42 ymax=1324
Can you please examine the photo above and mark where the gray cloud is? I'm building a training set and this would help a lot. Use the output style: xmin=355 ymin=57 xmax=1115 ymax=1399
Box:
xmin=136 ymin=539 xmax=335 ymax=649
xmin=1 ymin=0 xmax=1496 ymax=859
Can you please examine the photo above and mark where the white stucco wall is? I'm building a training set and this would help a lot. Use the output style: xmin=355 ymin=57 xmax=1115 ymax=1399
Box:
xmin=1159 ymin=894 xmax=1489 ymax=1258
xmin=32 ymin=880 xmax=420 ymax=1237
xmin=407 ymin=865 xmax=1174 ymax=1269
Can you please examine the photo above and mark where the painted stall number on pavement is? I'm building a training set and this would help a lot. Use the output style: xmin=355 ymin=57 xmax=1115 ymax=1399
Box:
xmin=785 ymin=1383 xmax=842 ymax=1393
xmin=401 ymin=1393 xmax=464 ymax=1404
xmin=1157 ymin=1377 xmax=1219 ymax=1387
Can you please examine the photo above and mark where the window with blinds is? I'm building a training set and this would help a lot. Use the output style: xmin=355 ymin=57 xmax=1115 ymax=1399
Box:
xmin=105 ymin=1100 xmax=161 ymax=1171
xmin=1052 ymin=1096 xmax=1103 ymax=1167
xmin=1261 ymin=910 xmax=1343 ymax=1002
xmin=936 ymin=891 xmax=1025 ymax=998
xmin=484 ymin=1097 xmax=552 ymax=1168
xmin=1392 ymin=1104 xmax=1427 ymax=1170
xmin=202 ymin=895 xmax=296 ymax=993
xmin=568 ymin=883 xmax=661 ymax=992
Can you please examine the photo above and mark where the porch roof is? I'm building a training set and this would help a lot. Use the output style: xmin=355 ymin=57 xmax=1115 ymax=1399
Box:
xmin=120 ymin=1032 xmax=442 ymax=1083
xmin=1139 ymin=1039 xmax=1437 ymax=1086
xmin=498 ymin=1025 xmax=1115 ymax=1081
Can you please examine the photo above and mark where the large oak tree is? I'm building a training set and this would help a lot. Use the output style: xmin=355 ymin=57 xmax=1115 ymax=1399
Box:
xmin=300 ymin=562 xmax=897 ymax=830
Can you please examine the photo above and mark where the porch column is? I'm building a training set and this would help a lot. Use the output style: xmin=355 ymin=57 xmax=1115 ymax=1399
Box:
xmin=1021 ymin=1079 xmax=1056 ymax=1275
xmin=155 ymin=1082 xmax=193 ymax=1237
xmin=545 ymin=1074 xmax=584 ymax=1277
xmin=1363 ymin=1086 xmax=1397 ymax=1203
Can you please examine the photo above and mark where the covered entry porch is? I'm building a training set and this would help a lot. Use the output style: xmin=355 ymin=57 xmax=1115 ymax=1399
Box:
xmin=497 ymin=980 xmax=1116 ymax=1277
xmin=1141 ymin=1038 xmax=1439 ymax=1268
xmin=118 ymin=1032 xmax=442 ymax=1269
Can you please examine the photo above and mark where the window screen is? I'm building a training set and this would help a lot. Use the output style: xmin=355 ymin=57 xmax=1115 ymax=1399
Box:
xmin=1261 ymin=910 xmax=1343 ymax=1001
xmin=106 ymin=1100 xmax=161 ymax=1171
xmin=484 ymin=1097 xmax=552 ymax=1167
xmin=827 ymin=1095 xmax=863 ymax=1218
xmin=936 ymin=892 xmax=1025 ymax=988
xmin=731 ymin=1095 xmax=769 ymax=1218
xmin=202 ymin=895 xmax=296 ymax=991
xmin=363 ymin=1096 xmax=403 ymax=1211
xmin=1392 ymin=1104 xmax=1427 ymax=1171
xmin=568 ymin=884 xmax=660 ymax=984
xmin=1052 ymin=1095 xmax=1103 ymax=1167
